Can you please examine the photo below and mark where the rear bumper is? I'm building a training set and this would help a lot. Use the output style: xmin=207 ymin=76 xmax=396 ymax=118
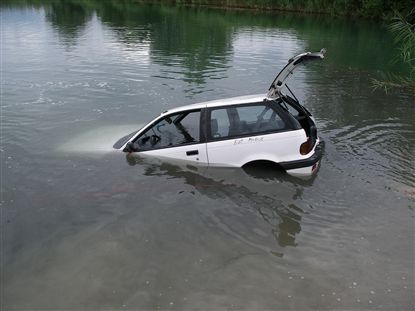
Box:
xmin=279 ymin=140 xmax=325 ymax=171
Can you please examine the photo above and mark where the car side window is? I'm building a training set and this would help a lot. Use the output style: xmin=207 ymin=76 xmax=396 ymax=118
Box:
xmin=209 ymin=104 xmax=286 ymax=139
xmin=135 ymin=110 xmax=200 ymax=150
xmin=211 ymin=109 xmax=231 ymax=138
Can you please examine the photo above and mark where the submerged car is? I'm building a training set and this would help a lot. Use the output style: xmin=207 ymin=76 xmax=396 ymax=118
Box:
xmin=114 ymin=49 xmax=326 ymax=177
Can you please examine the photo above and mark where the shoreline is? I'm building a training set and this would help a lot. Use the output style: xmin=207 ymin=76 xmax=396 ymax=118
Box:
xmin=134 ymin=0 xmax=336 ymax=16
xmin=133 ymin=0 xmax=406 ymax=19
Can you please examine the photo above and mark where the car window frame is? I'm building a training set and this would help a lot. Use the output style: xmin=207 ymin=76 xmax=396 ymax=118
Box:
xmin=132 ymin=109 xmax=203 ymax=152
xmin=206 ymin=100 xmax=298 ymax=143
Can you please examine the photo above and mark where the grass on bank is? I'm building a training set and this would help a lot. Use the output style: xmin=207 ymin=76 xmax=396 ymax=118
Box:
xmin=372 ymin=9 xmax=415 ymax=93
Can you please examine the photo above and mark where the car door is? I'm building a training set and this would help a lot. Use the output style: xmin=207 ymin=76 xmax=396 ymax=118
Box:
xmin=131 ymin=109 xmax=208 ymax=165
xmin=206 ymin=102 xmax=306 ymax=167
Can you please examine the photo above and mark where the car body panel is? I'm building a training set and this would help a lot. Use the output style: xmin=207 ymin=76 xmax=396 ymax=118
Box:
xmin=137 ymin=142 xmax=209 ymax=165
xmin=206 ymin=129 xmax=307 ymax=167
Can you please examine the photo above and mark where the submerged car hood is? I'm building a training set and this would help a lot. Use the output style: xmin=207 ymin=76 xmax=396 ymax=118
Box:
xmin=268 ymin=48 xmax=326 ymax=98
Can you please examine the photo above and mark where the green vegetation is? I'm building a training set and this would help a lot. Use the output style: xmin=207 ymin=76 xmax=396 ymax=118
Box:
xmin=3 ymin=0 xmax=413 ymax=19
xmin=137 ymin=0 xmax=413 ymax=19
xmin=372 ymin=9 xmax=415 ymax=92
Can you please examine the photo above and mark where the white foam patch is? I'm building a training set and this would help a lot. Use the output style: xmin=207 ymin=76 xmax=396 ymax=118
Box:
xmin=57 ymin=124 xmax=142 ymax=155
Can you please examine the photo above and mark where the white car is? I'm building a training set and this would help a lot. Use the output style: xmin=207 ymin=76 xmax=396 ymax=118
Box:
xmin=114 ymin=49 xmax=326 ymax=177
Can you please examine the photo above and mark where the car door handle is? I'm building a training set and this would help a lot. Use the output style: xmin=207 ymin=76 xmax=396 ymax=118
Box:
xmin=186 ymin=150 xmax=199 ymax=156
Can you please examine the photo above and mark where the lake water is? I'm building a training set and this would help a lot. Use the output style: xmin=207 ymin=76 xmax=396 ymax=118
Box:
xmin=1 ymin=1 xmax=414 ymax=310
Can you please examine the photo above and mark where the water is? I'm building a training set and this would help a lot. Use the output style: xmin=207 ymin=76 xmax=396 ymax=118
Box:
xmin=1 ymin=1 xmax=414 ymax=310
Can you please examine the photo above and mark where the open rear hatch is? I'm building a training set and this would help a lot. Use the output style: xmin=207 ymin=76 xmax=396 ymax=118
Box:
xmin=268 ymin=49 xmax=326 ymax=154
xmin=267 ymin=48 xmax=326 ymax=99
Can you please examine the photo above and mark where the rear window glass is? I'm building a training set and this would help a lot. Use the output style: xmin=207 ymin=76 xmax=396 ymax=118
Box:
xmin=209 ymin=104 xmax=286 ymax=139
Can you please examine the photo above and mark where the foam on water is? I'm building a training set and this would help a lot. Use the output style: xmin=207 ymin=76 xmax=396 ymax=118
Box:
xmin=56 ymin=124 xmax=141 ymax=154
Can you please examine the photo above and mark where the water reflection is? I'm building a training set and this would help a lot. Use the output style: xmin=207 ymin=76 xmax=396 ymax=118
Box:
xmin=125 ymin=154 xmax=312 ymax=252
xmin=44 ymin=0 xmax=93 ymax=47
xmin=96 ymin=2 xmax=159 ymax=44
xmin=4 ymin=0 xmax=404 ymax=95
xmin=3 ymin=0 xmax=403 ymax=69
xmin=96 ymin=3 xmax=235 ymax=92
xmin=10 ymin=0 xmax=235 ymax=91
xmin=149 ymin=7 xmax=233 ymax=90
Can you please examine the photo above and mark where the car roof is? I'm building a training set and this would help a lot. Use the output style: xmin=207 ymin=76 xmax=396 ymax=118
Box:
xmin=163 ymin=94 xmax=269 ymax=115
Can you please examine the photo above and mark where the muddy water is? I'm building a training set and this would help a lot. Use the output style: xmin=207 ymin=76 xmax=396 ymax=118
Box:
xmin=1 ymin=1 xmax=414 ymax=310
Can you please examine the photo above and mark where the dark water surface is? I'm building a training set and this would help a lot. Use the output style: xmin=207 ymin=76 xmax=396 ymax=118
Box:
xmin=1 ymin=1 xmax=414 ymax=310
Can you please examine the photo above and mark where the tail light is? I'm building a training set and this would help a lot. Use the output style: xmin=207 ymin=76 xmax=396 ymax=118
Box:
xmin=300 ymin=138 xmax=314 ymax=155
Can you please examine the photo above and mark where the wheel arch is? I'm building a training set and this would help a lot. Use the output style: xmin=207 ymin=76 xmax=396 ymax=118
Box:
xmin=241 ymin=159 xmax=285 ymax=171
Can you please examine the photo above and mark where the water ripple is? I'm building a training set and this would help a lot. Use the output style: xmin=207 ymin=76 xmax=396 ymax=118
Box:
xmin=327 ymin=118 xmax=415 ymax=187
